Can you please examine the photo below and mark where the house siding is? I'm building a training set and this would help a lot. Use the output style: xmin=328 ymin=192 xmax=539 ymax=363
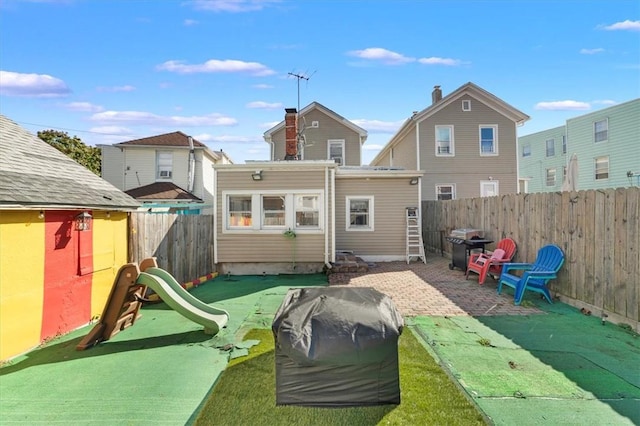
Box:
xmin=517 ymin=99 xmax=640 ymax=192
xmin=418 ymin=96 xmax=519 ymax=199
xmin=334 ymin=177 xmax=419 ymax=259
xmin=518 ymin=126 xmax=566 ymax=193
xmin=393 ymin=127 xmax=418 ymax=170
xmin=270 ymin=108 xmax=362 ymax=165
xmin=215 ymin=168 xmax=331 ymax=264
xmin=101 ymin=145 xmax=125 ymax=189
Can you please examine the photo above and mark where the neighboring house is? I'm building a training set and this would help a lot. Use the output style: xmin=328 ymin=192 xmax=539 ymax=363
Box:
xmin=214 ymin=107 xmax=423 ymax=274
xmin=518 ymin=98 xmax=640 ymax=193
xmin=263 ymin=102 xmax=368 ymax=165
xmin=0 ymin=114 xmax=140 ymax=361
xmin=100 ymin=132 xmax=231 ymax=214
xmin=370 ymin=82 xmax=530 ymax=200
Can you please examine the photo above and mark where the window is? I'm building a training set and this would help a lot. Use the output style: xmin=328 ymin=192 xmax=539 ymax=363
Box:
xmin=224 ymin=191 xmax=322 ymax=232
xmin=522 ymin=144 xmax=531 ymax=157
xmin=436 ymin=184 xmax=455 ymax=200
xmin=295 ymin=195 xmax=319 ymax=227
xmin=562 ymin=135 xmax=567 ymax=154
xmin=479 ymin=125 xmax=498 ymax=155
xmin=346 ymin=196 xmax=373 ymax=231
xmin=328 ymin=139 xmax=345 ymax=165
xmin=546 ymin=168 xmax=556 ymax=186
xmin=546 ymin=139 xmax=555 ymax=157
xmin=156 ymin=151 xmax=173 ymax=179
xmin=311 ymin=121 xmax=319 ymax=128
xmin=594 ymin=119 xmax=608 ymax=143
xmin=262 ymin=195 xmax=285 ymax=228
xmin=595 ymin=156 xmax=609 ymax=180
xmin=480 ymin=181 xmax=498 ymax=197
xmin=462 ymin=100 xmax=471 ymax=111
xmin=228 ymin=195 xmax=252 ymax=227
xmin=435 ymin=125 xmax=454 ymax=156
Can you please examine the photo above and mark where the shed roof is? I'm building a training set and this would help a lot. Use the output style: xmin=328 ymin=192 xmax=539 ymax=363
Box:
xmin=0 ymin=114 xmax=140 ymax=210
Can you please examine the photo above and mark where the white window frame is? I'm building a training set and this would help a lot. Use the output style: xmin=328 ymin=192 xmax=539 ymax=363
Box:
xmin=295 ymin=194 xmax=320 ymax=228
xmin=346 ymin=196 xmax=374 ymax=231
xmin=546 ymin=168 xmax=556 ymax=187
xmin=595 ymin=156 xmax=609 ymax=180
xmin=328 ymin=139 xmax=345 ymax=165
xmin=462 ymin=100 xmax=471 ymax=111
xmin=436 ymin=184 xmax=455 ymax=200
xmin=594 ymin=119 xmax=608 ymax=143
xmin=479 ymin=125 xmax=498 ymax=156
xmin=261 ymin=194 xmax=286 ymax=229
xmin=546 ymin=139 xmax=555 ymax=157
xmin=311 ymin=120 xmax=319 ymax=128
xmin=223 ymin=190 xmax=323 ymax=233
xmin=522 ymin=144 xmax=531 ymax=157
xmin=156 ymin=150 xmax=173 ymax=180
xmin=435 ymin=125 xmax=454 ymax=156
xmin=480 ymin=181 xmax=499 ymax=197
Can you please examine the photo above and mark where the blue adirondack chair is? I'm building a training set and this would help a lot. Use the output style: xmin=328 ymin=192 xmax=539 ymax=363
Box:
xmin=497 ymin=244 xmax=565 ymax=305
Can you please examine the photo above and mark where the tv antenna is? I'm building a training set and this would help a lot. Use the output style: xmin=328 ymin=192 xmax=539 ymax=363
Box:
xmin=288 ymin=71 xmax=315 ymax=112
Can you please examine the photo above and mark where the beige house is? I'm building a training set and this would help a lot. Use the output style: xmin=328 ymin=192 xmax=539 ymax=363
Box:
xmin=100 ymin=132 xmax=232 ymax=214
xmin=263 ymin=102 xmax=368 ymax=165
xmin=371 ymin=82 xmax=530 ymax=200
xmin=214 ymin=105 xmax=423 ymax=274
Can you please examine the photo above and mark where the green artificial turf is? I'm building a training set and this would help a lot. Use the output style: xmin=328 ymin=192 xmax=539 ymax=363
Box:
xmin=194 ymin=328 xmax=486 ymax=426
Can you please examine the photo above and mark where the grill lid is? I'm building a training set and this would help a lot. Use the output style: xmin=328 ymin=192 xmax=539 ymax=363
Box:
xmin=449 ymin=228 xmax=484 ymax=239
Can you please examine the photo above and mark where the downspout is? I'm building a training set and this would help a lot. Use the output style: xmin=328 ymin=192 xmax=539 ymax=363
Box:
xmin=415 ymin=119 xmax=422 ymax=201
xmin=324 ymin=167 xmax=329 ymax=267
xmin=330 ymin=167 xmax=336 ymax=264
xmin=187 ymin=136 xmax=195 ymax=192
xmin=213 ymin=166 xmax=218 ymax=264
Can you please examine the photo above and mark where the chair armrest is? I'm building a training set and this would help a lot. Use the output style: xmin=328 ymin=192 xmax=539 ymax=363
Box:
xmin=524 ymin=270 xmax=557 ymax=279
xmin=502 ymin=262 xmax=533 ymax=273
xmin=469 ymin=252 xmax=490 ymax=263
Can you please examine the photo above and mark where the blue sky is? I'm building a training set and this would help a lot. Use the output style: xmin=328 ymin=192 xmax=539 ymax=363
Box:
xmin=1 ymin=0 xmax=638 ymax=165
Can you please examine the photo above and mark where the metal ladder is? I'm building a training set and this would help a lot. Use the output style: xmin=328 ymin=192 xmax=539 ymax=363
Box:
xmin=406 ymin=207 xmax=426 ymax=264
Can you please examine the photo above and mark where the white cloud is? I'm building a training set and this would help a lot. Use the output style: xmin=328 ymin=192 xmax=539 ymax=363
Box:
xmin=593 ymin=99 xmax=617 ymax=106
xmin=350 ymin=119 xmax=404 ymax=133
xmin=96 ymin=85 xmax=136 ymax=92
xmin=600 ymin=20 xmax=640 ymax=31
xmin=188 ymin=0 xmax=281 ymax=13
xmin=580 ymin=48 xmax=605 ymax=55
xmin=89 ymin=126 xmax=133 ymax=135
xmin=195 ymin=134 xmax=261 ymax=144
xmin=0 ymin=70 xmax=71 ymax=97
xmin=362 ymin=143 xmax=385 ymax=151
xmin=253 ymin=83 xmax=274 ymax=89
xmin=534 ymin=100 xmax=591 ymax=111
xmin=418 ymin=57 xmax=463 ymax=66
xmin=260 ymin=120 xmax=280 ymax=129
xmin=246 ymin=101 xmax=283 ymax=109
xmin=64 ymin=101 xmax=104 ymax=112
xmin=90 ymin=110 xmax=238 ymax=126
xmin=347 ymin=48 xmax=415 ymax=65
xmin=184 ymin=19 xmax=198 ymax=26
xmin=157 ymin=59 xmax=275 ymax=76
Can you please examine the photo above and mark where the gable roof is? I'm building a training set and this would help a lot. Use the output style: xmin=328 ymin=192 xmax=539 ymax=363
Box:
xmin=263 ymin=101 xmax=368 ymax=141
xmin=114 ymin=131 xmax=225 ymax=162
xmin=370 ymin=82 xmax=530 ymax=165
xmin=125 ymin=182 xmax=202 ymax=202
xmin=0 ymin=114 xmax=140 ymax=210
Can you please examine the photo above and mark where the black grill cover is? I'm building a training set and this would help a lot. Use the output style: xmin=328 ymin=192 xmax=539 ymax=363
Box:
xmin=272 ymin=287 xmax=403 ymax=406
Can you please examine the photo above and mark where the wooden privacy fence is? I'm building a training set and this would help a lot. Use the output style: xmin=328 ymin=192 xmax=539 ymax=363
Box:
xmin=128 ymin=213 xmax=214 ymax=285
xmin=423 ymin=187 xmax=639 ymax=324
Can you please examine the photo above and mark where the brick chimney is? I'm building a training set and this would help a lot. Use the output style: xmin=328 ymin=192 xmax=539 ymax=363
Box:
xmin=432 ymin=85 xmax=442 ymax=104
xmin=284 ymin=108 xmax=298 ymax=160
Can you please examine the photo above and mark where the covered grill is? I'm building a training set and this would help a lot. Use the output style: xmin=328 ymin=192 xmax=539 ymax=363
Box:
xmin=446 ymin=228 xmax=493 ymax=271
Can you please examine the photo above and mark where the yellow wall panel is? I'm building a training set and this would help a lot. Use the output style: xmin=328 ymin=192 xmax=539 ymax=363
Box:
xmin=0 ymin=211 xmax=45 ymax=360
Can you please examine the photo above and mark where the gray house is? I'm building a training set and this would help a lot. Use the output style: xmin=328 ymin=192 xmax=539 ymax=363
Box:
xmin=370 ymin=82 xmax=530 ymax=200
xmin=518 ymin=98 xmax=640 ymax=193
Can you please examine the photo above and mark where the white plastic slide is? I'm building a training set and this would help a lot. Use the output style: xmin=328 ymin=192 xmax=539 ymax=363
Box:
xmin=136 ymin=267 xmax=229 ymax=335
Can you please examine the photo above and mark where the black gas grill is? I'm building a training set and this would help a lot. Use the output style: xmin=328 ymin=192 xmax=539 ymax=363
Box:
xmin=446 ymin=229 xmax=493 ymax=271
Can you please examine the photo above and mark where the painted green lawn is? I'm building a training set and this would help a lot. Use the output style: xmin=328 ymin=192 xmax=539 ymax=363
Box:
xmin=195 ymin=328 xmax=486 ymax=425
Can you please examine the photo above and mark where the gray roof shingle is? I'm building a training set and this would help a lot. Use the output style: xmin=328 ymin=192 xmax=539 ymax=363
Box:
xmin=0 ymin=114 xmax=141 ymax=210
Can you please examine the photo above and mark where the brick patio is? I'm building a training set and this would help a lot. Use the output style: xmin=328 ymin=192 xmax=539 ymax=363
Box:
xmin=328 ymin=255 xmax=543 ymax=317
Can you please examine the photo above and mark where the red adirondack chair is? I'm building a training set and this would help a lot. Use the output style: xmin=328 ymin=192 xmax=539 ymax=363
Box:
xmin=466 ymin=238 xmax=517 ymax=284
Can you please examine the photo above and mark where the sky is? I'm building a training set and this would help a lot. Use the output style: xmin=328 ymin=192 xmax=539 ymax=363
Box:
xmin=1 ymin=0 xmax=638 ymax=165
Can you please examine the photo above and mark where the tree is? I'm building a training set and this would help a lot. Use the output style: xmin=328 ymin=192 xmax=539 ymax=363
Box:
xmin=38 ymin=130 xmax=101 ymax=176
